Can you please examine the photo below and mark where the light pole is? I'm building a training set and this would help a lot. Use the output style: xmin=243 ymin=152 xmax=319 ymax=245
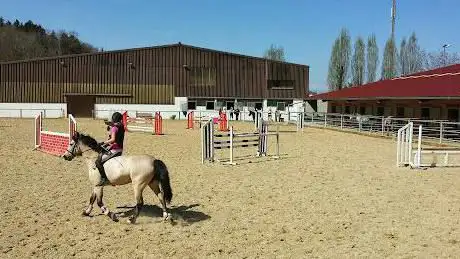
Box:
xmin=442 ymin=44 xmax=451 ymax=66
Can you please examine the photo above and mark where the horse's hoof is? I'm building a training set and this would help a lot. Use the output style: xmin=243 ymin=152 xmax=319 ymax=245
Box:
xmin=127 ymin=217 xmax=136 ymax=224
xmin=82 ymin=211 xmax=90 ymax=217
xmin=163 ymin=213 xmax=172 ymax=221
xmin=109 ymin=212 xmax=119 ymax=222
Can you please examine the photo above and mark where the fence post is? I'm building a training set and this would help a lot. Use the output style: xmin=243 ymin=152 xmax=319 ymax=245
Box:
xmin=381 ymin=117 xmax=385 ymax=135
xmin=440 ymin=122 xmax=443 ymax=144
xmin=340 ymin=115 xmax=343 ymax=129
xmin=20 ymin=109 xmax=23 ymax=118
xmin=359 ymin=120 xmax=362 ymax=132
xmin=324 ymin=114 xmax=327 ymax=127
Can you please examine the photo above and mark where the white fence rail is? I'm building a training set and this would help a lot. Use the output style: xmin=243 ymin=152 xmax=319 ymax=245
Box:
xmin=0 ymin=108 xmax=65 ymax=118
xmin=304 ymin=112 xmax=460 ymax=145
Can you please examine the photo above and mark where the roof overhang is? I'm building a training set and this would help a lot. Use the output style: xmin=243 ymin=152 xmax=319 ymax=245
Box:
xmin=306 ymin=96 xmax=460 ymax=101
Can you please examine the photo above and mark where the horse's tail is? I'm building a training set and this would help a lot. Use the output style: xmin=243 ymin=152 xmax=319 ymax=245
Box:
xmin=153 ymin=159 xmax=173 ymax=204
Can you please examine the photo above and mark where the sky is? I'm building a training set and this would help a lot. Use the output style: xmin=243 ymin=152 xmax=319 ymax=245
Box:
xmin=2 ymin=0 xmax=459 ymax=93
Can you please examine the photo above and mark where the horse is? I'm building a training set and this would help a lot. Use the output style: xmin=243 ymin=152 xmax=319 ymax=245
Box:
xmin=62 ymin=132 xmax=173 ymax=224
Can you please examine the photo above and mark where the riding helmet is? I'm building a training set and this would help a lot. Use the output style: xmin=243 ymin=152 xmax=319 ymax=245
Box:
xmin=111 ymin=112 xmax=123 ymax=123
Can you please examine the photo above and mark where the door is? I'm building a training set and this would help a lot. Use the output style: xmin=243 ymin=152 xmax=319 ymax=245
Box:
xmin=66 ymin=95 xmax=95 ymax=118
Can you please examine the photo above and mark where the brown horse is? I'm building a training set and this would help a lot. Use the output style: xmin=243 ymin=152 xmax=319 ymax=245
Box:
xmin=62 ymin=132 xmax=173 ymax=224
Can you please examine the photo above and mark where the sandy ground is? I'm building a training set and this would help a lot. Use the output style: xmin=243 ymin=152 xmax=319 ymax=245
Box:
xmin=0 ymin=117 xmax=459 ymax=258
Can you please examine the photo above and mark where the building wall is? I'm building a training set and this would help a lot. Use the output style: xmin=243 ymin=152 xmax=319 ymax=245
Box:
xmin=0 ymin=44 xmax=309 ymax=104
xmin=327 ymin=99 xmax=460 ymax=122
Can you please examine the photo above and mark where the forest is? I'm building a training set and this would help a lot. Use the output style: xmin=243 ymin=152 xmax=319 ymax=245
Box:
xmin=0 ymin=17 xmax=99 ymax=62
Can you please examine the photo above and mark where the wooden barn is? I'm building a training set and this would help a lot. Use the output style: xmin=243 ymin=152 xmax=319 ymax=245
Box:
xmin=306 ymin=64 xmax=460 ymax=122
xmin=0 ymin=42 xmax=309 ymax=118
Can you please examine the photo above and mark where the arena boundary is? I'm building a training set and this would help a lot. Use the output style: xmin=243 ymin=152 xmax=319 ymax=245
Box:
xmin=34 ymin=113 xmax=77 ymax=156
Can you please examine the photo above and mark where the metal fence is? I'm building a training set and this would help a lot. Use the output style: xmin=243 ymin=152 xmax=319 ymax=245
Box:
xmin=304 ymin=112 xmax=460 ymax=145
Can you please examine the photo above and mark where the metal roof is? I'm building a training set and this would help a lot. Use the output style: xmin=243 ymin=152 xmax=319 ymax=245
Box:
xmin=307 ymin=64 xmax=460 ymax=101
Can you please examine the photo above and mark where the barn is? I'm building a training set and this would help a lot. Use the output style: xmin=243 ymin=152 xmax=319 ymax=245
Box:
xmin=0 ymin=42 xmax=309 ymax=118
xmin=306 ymin=63 xmax=460 ymax=122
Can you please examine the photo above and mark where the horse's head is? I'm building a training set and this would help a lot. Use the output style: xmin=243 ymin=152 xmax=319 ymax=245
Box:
xmin=62 ymin=132 xmax=100 ymax=161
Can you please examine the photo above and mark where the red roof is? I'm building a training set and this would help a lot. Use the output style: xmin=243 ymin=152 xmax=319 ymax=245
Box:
xmin=308 ymin=64 xmax=460 ymax=100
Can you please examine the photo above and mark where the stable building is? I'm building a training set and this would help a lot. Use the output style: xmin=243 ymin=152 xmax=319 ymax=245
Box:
xmin=0 ymin=42 xmax=309 ymax=118
xmin=306 ymin=64 xmax=460 ymax=122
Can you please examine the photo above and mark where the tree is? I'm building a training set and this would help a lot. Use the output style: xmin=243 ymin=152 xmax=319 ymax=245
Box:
xmin=366 ymin=34 xmax=379 ymax=83
xmin=405 ymin=33 xmax=424 ymax=74
xmin=399 ymin=37 xmax=407 ymax=75
xmin=0 ymin=17 xmax=98 ymax=62
xmin=263 ymin=44 xmax=285 ymax=61
xmin=424 ymin=51 xmax=460 ymax=70
xmin=327 ymin=28 xmax=351 ymax=91
xmin=351 ymin=36 xmax=365 ymax=86
xmin=381 ymin=37 xmax=398 ymax=79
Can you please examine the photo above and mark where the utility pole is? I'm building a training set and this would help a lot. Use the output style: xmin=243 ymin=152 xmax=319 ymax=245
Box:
xmin=391 ymin=0 xmax=396 ymax=39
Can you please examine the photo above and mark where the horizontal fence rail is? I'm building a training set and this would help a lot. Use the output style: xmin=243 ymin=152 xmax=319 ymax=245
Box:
xmin=304 ymin=112 xmax=460 ymax=146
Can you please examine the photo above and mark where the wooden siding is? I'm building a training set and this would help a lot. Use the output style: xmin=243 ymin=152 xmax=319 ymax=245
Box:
xmin=0 ymin=44 xmax=308 ymax=103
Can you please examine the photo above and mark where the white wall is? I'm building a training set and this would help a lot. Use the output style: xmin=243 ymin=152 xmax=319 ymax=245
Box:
xmin=0 ymin=103 xmax=66 ymax=118
xmin=94 ymin=97 xmax=189 ymax=120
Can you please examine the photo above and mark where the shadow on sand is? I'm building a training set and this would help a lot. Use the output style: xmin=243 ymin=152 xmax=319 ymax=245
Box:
xmin=114 ymin=203 xmax=210 ymax=225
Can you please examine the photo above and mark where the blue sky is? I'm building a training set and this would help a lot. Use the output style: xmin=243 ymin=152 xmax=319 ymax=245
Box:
xmin=2 ymin=0 xmax=459 ymax=92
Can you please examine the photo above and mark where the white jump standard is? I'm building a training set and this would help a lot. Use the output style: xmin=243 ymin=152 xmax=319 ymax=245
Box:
xmin=397 ymin=122 xmax=460 ymax=168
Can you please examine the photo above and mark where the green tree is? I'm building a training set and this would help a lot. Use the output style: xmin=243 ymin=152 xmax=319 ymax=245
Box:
xmin=351 ymin=36 xmax=365 ymax=86
xmin=327 ymin=28 xmax=351 ymax=91
xmin=263 ymin=44 xmax=286 ymax=61
xmin=366 ymin=34 xmax=379 ymax=83
xmin=405 ymin=32 xmax=424 ymax=74
xmin=381 ymin=37 xmax=397 ymax=79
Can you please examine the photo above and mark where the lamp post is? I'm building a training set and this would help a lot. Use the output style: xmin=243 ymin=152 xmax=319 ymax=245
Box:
xmin=442 ymin=44 xmax=451 ymax=66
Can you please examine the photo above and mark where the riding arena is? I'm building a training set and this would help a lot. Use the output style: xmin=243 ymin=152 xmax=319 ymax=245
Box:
xmin=1 ymin=109 xmax=460 ymax=258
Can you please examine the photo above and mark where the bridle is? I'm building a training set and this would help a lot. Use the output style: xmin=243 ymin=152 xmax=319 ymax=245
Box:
xmin=63 ymin=140 xmax=93 ymax=160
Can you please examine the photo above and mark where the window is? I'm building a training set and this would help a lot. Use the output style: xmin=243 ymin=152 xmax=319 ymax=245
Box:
xmin=267 ymin=80 xmax=295 ymax=90
xmin=396 ymin=107 xmax=405 ymax=117
xmin=187 ymin=101 xmax=196 ymax=110
xmin=226 ymin=101 xmax=235 ymax=110
xmin=421 ymin=108 xmax=430 ymax=119
xmin=345 ymin=106 xmax=350 ymax=114
xmin=360 ymin=106 xmax=366 ymax=115
xmin=189 ymin=67 xmax=216 ymax=86
xmin=377 ymin=106 xmax=384 ymax=116
xmin=277 ymin=102 xmax=286 ymax=111
xmin=267 ymin=100 xmax=277 ymax=107
xmin=255 ymin=102 xmax=263 ymax=110
xmin=206 ymin=101 xmax=215 ymax=110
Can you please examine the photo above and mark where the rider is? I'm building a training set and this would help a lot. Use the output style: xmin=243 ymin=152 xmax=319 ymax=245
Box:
xmin=95 ymin=112 xmax=125 ymax=186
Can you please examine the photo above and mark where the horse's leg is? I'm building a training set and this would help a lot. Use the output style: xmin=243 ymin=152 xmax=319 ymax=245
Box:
xmin=148 ymin=180 xmax=171 ymax=220
xmin=127 ymin=182 xmax=146 ymax=224
xmin=95 ymin=186 xmax=118 ymax=222
xmin=82 ymin=191 xmax=96 ymax=216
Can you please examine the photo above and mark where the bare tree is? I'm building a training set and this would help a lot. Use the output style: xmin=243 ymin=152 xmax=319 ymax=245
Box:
xmin=263 ymin=44 xmax=286 ymax=61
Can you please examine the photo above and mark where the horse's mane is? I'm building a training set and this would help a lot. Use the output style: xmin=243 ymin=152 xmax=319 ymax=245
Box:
xmin=75 ymin=132 xmax=103 ymax=153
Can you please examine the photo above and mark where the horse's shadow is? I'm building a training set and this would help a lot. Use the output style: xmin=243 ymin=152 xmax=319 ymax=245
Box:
xmin=114 ymin=203 xmax=210 ymax=224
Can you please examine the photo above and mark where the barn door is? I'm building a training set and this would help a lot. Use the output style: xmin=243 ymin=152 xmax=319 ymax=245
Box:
xmin=66 ymin=95 xmax=95 ymax=118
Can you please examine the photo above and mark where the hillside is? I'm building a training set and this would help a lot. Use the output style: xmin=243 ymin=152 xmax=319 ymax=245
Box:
xmin=0 ymin=17 xmax=99 ymax=62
